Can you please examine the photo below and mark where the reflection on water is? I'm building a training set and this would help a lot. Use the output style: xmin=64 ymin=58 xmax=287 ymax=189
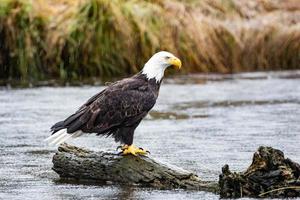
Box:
xmin=0 ymin=71 xmax=300 ymax=200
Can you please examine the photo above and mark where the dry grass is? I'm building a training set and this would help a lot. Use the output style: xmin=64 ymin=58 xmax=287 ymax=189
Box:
xmin=0 ymin=0 xmax=46 ymax=82
xmin=0 ymin=0 xmax=299 ymax=85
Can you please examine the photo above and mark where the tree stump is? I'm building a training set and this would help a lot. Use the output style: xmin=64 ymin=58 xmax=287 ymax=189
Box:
xmin=52 ymin=143 xmax=218 ymax=192
xmin=219 ymin=146 xmax=300 ymax=198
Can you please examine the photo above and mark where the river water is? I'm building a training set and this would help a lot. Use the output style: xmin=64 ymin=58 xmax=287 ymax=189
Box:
xmin=0 ymin=71 xmax=300 ymax=200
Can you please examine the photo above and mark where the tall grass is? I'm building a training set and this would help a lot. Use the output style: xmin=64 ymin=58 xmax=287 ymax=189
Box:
xmin=0 ymin=0 xmax=299 ymax=85
xmin=239 ymin=24 xmax=300 ymax=71
xmin=0 ymin=0 xmax=46 ymax=83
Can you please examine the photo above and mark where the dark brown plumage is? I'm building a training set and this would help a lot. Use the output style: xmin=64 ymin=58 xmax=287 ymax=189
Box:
xmin=51 ymin=73 xmax=160 ymax=145
xmin=46 ymin=51 xmax=181 ymax=155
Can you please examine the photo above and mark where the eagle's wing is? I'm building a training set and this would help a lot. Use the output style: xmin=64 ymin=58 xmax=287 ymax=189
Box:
xmin=54 ymin=77 xmax=156 ymax=135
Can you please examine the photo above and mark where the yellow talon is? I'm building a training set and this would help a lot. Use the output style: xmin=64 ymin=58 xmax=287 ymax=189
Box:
xmin=121 ymin=145 xmax=148 ymax=156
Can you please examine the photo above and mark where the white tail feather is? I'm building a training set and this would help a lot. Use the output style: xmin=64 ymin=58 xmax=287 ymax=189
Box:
xmin=45 ymin=129 xmax=83 ymax=146
xmin=49 ymin=132 xmax=69 ymax=145
xmin=44 ymin=129 xmax=65 ymax=142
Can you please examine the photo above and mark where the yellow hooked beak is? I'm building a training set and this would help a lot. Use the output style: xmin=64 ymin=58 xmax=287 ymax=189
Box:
xmin=168 ymin=57 xmax=182 ymax=69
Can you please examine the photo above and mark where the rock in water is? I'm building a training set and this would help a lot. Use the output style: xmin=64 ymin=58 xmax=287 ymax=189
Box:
xmin=219 ymin=146 xmax=300 ymax=198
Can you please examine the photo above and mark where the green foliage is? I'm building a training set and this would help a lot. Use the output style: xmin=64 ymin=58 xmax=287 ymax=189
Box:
xmin=0 ymin=0 xmax=299 ymax=86
xmin=0 ymin=0 xmax=46 ymax=83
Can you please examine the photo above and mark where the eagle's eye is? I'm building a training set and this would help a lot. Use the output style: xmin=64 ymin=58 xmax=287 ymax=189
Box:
xmin=165 ymin=56 xmax=170 ymax=59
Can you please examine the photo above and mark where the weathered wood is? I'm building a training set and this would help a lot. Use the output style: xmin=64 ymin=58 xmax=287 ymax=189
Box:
xmin=52 ymin=143 xmax=219 ymax=192
xmin=219 ymin=146 xmax=300 ymax=198
xmin=52 ymin=144 xmax=300 ymax=198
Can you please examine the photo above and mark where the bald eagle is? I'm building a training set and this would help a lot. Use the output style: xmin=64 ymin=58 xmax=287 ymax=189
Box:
xmin=45 ymin=51 xmax=181 ymax=155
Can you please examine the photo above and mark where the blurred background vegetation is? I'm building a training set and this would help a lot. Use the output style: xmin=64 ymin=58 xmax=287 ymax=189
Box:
xmin=0 ymin=0 xmax=299 ymax=86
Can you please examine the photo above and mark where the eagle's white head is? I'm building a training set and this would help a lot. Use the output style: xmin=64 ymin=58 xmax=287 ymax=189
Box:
xmin=142 ymin=51 xmax=182 ymax=82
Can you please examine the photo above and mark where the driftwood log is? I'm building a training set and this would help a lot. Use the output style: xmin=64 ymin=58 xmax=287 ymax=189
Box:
xmin=52 ymin=143 xmax=218 ymax=192
xmin=52 ymin=144 xmax=300 ymax=198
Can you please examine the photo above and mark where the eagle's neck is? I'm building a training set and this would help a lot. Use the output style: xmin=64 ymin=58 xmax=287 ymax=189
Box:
xmin=141 ymin=63 xmax=167 ymax=83
xmin=135 ymin=73 xmax=162 ymax=92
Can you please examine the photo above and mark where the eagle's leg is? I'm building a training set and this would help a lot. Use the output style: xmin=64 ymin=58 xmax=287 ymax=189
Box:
xmin=121 ymin=144 xmax=148 ymax=156
xmin=116 ymin=125 xmax=149 ymax=156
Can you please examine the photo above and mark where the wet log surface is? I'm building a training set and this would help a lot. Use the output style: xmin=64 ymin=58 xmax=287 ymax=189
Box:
xmin=52 ymin=143 xmax=218 ymax=192
xmin=52 ymin=144 xmax=300 ymax=198
xmin=219 ymin=146 xmax=300 ymax=198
